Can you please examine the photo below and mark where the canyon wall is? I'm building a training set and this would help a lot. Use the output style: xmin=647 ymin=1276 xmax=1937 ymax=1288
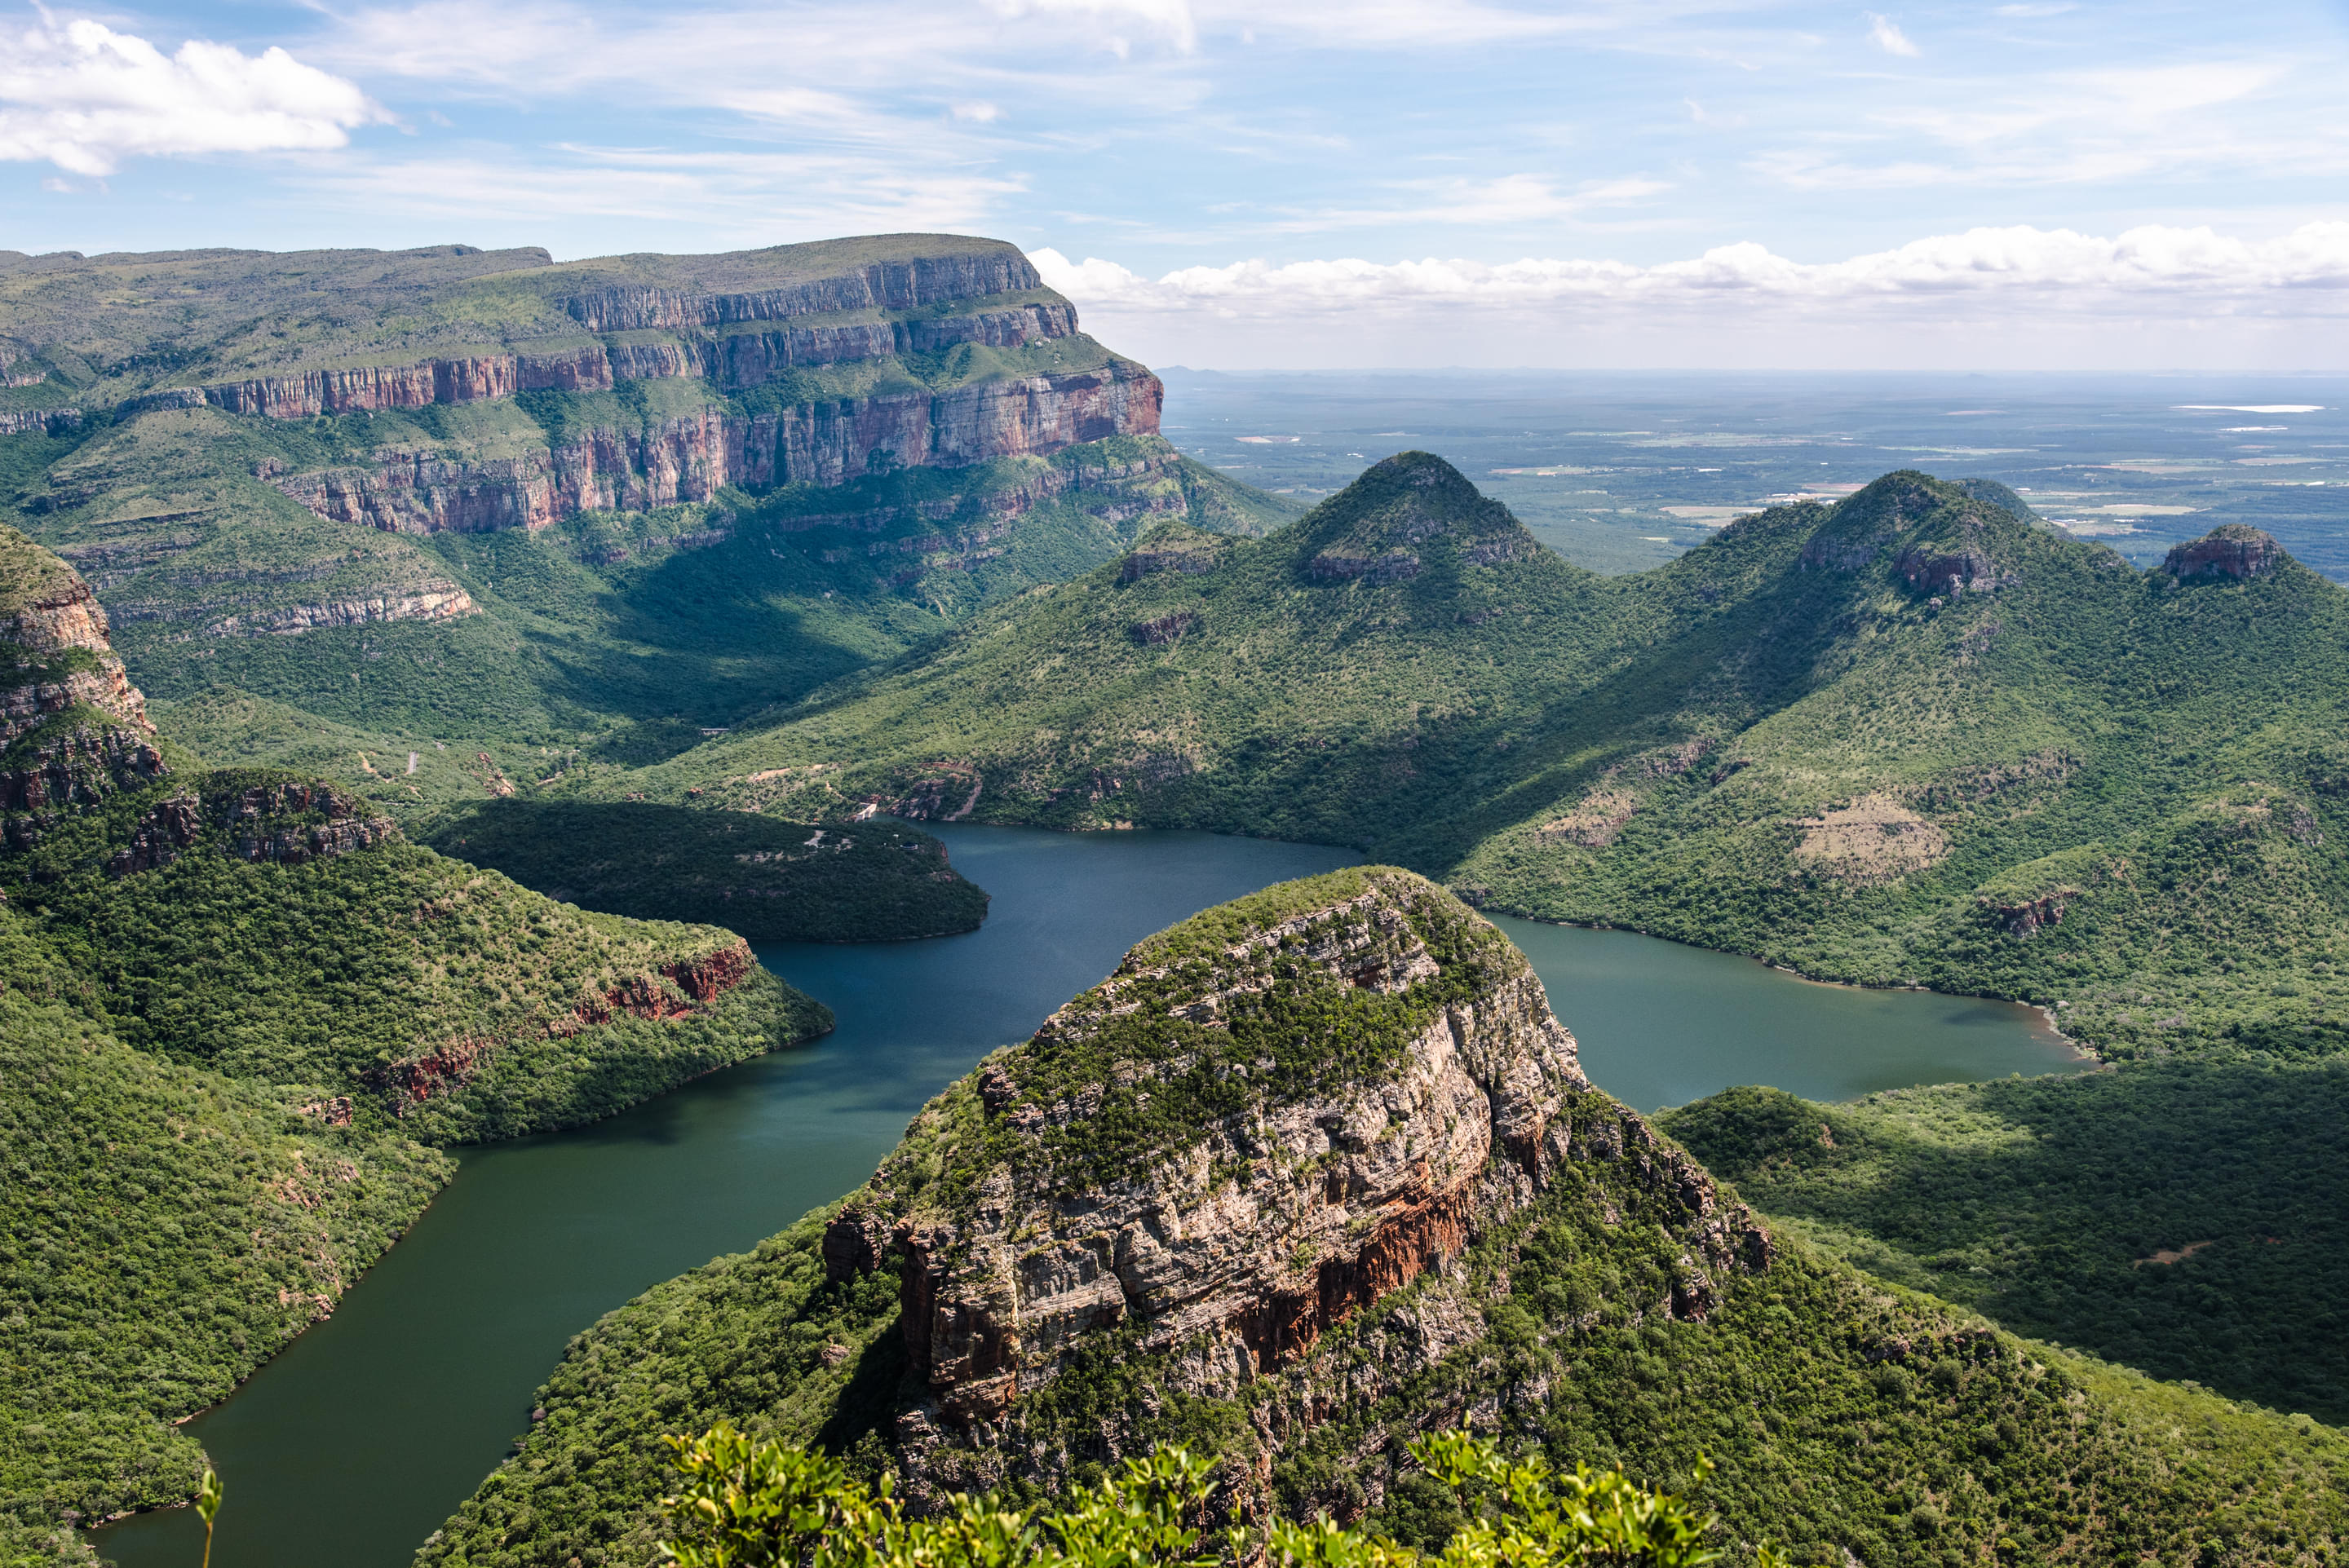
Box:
xmin=272 ymin=361 xmax=1162 ymax=534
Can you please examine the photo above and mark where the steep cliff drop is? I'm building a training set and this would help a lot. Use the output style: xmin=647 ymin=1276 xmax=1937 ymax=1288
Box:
xmin=0 ymin=523 xmax=166 ymax=833
xmin=2 ymin=236 xmax=1286 ymax=756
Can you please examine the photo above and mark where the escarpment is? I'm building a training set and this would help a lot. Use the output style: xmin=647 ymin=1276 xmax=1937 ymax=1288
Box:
xmin=270 ymin=360 xmax=1161 ymax=535
xmin=2 ymin=236 xmax=1164 ymax=541
xmin=800 ymin=870 xmax=1766 ymax=1513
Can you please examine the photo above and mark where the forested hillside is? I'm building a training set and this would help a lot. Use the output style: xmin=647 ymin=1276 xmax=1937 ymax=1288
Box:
xmin=627 ymin=455 xmax=2349 ymax=1060
xmin=0 ymin=523 xmax=830 ymax=1562
xmin=1663 ymin=1060 xmax=2349 ymax=1425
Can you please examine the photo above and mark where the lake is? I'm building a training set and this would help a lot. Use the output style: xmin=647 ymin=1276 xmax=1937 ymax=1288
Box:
xmin=99 ymin=826 xmax=2079 ymax=1568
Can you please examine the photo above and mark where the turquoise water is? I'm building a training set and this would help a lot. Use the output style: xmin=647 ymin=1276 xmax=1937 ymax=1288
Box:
xmin=97 ymin=828 xmax=2077 ymax=1568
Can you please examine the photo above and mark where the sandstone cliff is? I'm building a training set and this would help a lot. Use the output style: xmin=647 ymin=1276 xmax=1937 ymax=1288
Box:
xmin=814 ymin=869 xmax=1763 ymax=1514
xmin=270 ymin=360 xmax=1161 ymax=534
xmin=3 ymin=236 xmax=1164 ymax=541
xmin=0 ymin=523 xmax=164 ymax=833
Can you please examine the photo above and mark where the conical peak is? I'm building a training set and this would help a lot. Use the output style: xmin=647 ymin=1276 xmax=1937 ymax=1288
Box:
xmin=1796 ymin=470 xmax=2029 ymax=594
xmin=1299 ymin=450 xmax=1534 ymax=584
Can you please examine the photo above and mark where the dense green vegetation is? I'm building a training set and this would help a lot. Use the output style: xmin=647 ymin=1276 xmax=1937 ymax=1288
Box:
xmin=418 ymin=873 xmax=2349 ymax=1568
xmin=0 ymin=766 xmax=834 ymax=1561
xmin=0 ymin=967 xmax=451 ymax=1564
xmin=624 ymin=457 xmax=2349 ymax=1061
xmin=421 ymin=800 xmax=989 ymax=942
xmin=655 ymin=1422 xmax=1760 ymax=1567
xmin=0 ymin=525 xmax=844 ymax=1561
xmin=1 ymin=767 xmax=829 ymax=1139
xmin=1661 ymin=1061 xmax=2349 ymax=1424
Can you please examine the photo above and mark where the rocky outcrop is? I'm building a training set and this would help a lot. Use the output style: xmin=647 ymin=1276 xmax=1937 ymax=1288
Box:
xmin=104 ymin=794 xmax=201 ymax=876
xmin=215 ymin=780 xmax=400 ymax=866
xmin=0 ymin=545 xmax=166 ymax=837
xmin=1991 ymin=894 xmax=2067 ymax=936
xmin=204 ymin=587 xmax=476 ymax=636
xmin=379 ymin=936 xmax=758 ymax=1106
xmin=2163 ymin=523 xmax=2281 ymax=582
xmin=1897 ymin=544 xmax=2003 ymax=598
xmin=0 ymin=576 xmax=154 ymax=740
xmin=0 ymin=409 xmax=81 ymax=436
xmin=1120 ymin=542 xmax=1219 ymax=582
xmin=819 ymin=870 xmax=1767 ymax=1504
xmin=1129 ymin=608 xmax=1200 ymax=645
xmin=272 ymin=364 xmax=1161 ymax=535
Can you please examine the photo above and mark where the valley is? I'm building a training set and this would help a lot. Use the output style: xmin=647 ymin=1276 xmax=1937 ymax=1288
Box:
xmin=2 ymin=233 xmax=2346 ymax=1568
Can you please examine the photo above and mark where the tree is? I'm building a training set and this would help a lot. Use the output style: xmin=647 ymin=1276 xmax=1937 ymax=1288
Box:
xmin=657 ymin=1421 xmax=1783 ymax=1567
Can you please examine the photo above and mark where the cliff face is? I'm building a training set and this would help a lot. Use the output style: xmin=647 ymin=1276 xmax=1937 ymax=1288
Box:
xmin=818 ymin=869 xmax=1766 ymax=1512
xmin=2165 ymin=523 xmax=2282 ymax=581
xmin=174 ymin=304 xmax=1084 ymax=422
xmin=4 ymin=236 xmax=1161 ymax=542
xmin=0 ymin=527 xmax=165 ymax=832
xmin=273 ymin=361 xmax=1161 ymax=534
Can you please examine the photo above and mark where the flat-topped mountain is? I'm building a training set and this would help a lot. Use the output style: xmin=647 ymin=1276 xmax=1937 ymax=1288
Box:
xmin=421 ymin=871 xmax=2349 ymax=1566
xmin=0 ymin=234 xmax=1292 ymax=797
xmin=636 ymin=457 xmax=2349 ymax=1062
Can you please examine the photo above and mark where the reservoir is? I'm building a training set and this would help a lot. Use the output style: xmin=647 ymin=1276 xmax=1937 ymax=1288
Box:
xmin=99 ymin=827 xmax=2081 ymax=1568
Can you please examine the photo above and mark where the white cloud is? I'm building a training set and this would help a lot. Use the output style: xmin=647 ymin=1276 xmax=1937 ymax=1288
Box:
xmin=0 ymin=13 xmax=384 ymax=175
xmin=1033 ymin=222 xmax=2349 ymax=319
xmin=1252 ymin=172 xmax=1669 ymax=233
xmin=1865 ymin=11 xmax=1919 ymax=56
xmin=951 ymin=100 xmax=1002 ymax=121
xmin=285 ymin=144 xmax=1028 ymax=238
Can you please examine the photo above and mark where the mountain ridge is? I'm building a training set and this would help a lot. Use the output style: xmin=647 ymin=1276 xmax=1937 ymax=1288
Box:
xmin=619 ymin=455 xmax=2349 ymax=1061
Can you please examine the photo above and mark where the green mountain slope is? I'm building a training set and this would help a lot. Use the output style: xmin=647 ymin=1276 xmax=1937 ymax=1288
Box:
xmin=0 ymin=239 xmax=1296 ymax=809
xmin=419 ymin=871 xmax=2349 ymax=1568
xmin=0 ymin=524 xmax=833 ymax=1561
xmin=1661 ymin=1059 xmax=2349 ymax=1424
xmin=418 ymin=800 xmax=989 ymax=942
xmin=630 ymin=455 xmax=2349 ymax=1060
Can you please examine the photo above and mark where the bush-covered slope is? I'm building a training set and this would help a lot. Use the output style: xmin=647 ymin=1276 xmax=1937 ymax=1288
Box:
xmin=0 ymin=524 xmax=833 ymax=1561
xmin=628 ymin=456 xmax=2349 ymax=1061
xmin=1661 ymin=1061 xmax=2349 ymax=1426
xmin=0 ymin=966 xmax=452 ymax=1563
xmin=420 ymin=800 xmax=989 ymax=942
xmin=418 ymin=872 xmax=2349 ymax=1568
xmin=1 ymin=767 xmax=830 ymax=1142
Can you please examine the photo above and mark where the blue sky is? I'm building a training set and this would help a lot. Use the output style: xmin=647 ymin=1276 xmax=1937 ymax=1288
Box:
xmin=2 ymin=0 xmax=2345 ymax=367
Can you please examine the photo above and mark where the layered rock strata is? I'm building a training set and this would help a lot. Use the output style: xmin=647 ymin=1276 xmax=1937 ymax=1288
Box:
xmin=271 ymin=363 xmax=1161 ymax=534
xmin=816 ymin=868 xmax=1767 ymax=1509
xmin=171 ymin=304 xmax=1081 ymax=421
xmin=0 ymin=538 xmax=166 ymax=829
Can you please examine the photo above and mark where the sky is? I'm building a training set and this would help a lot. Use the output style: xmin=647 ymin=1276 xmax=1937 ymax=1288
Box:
xmin=1 ymin=0 xmax=2346 ymax=369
